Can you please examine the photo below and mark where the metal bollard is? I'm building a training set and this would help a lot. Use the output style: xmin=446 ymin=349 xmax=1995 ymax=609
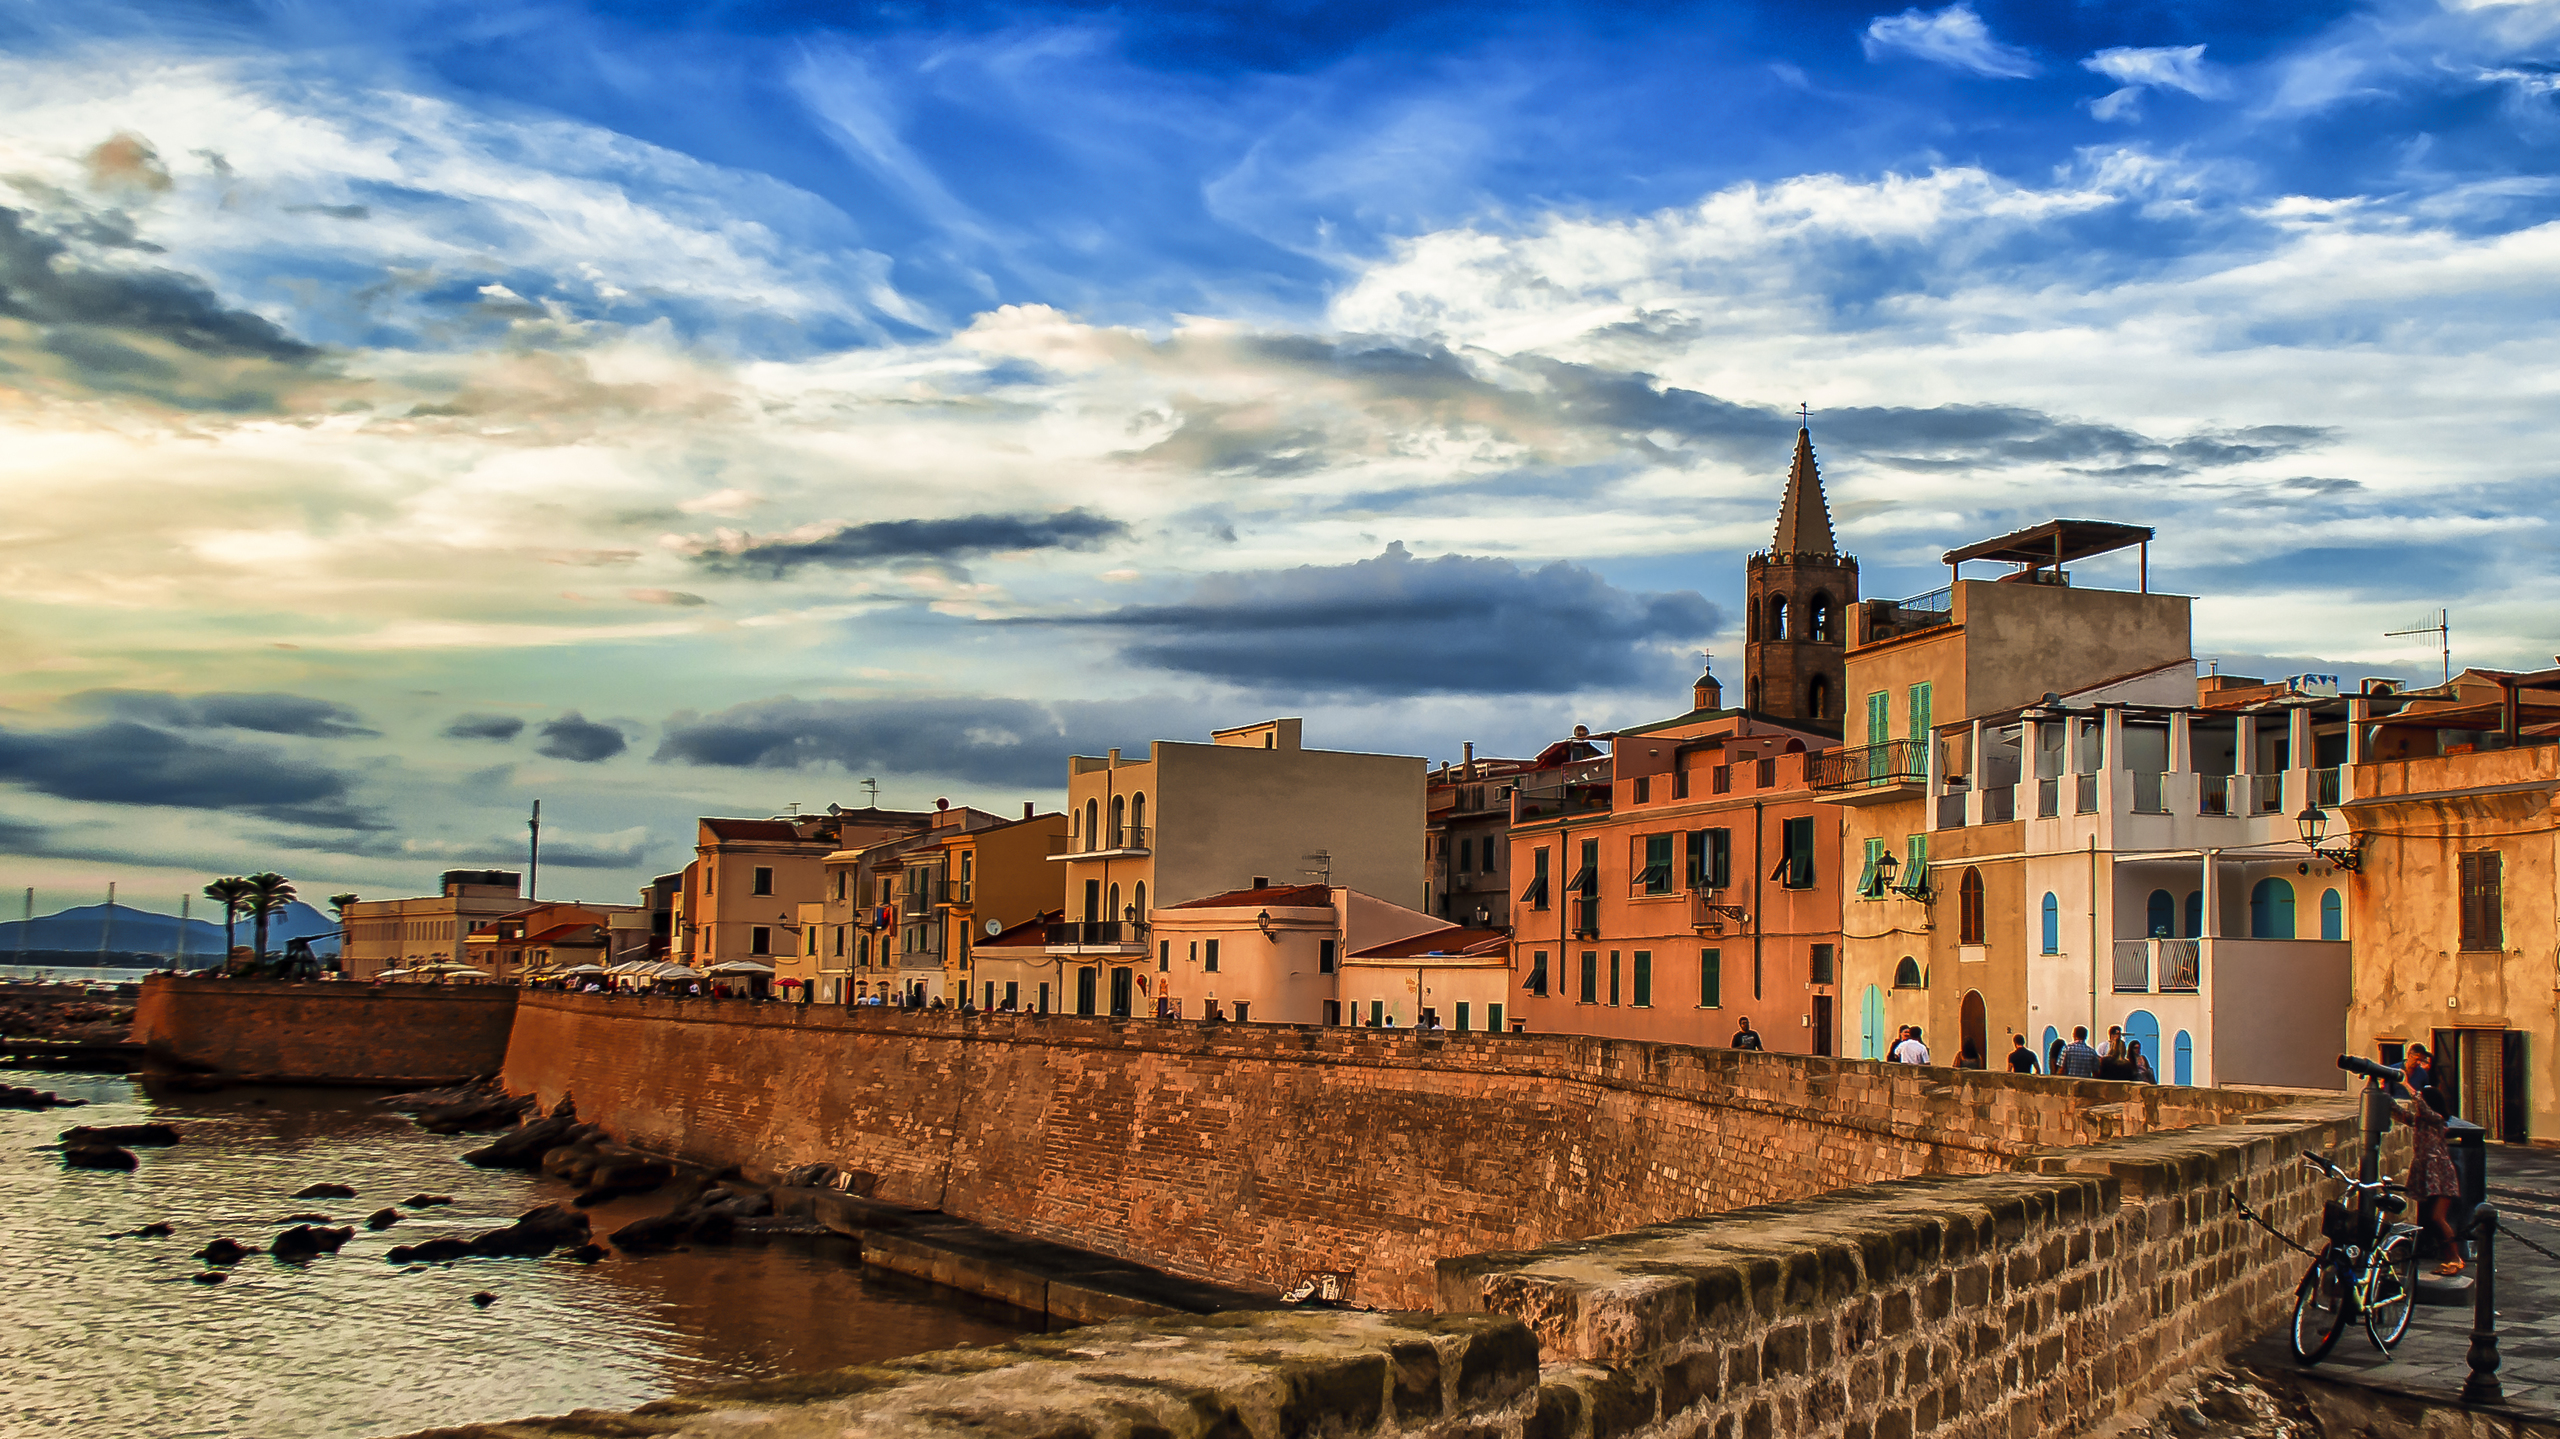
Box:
xmin=2464 ymin=1202 xmax=2503 ymax=1406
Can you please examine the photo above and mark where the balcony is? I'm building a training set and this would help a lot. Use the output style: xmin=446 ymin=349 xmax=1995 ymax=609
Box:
xmin=1982 ymin=786 xmax=2016 ymax=823
xmin=934 ymin=878 xmax=973 ymax=908
xmin=1047 ymin=825 xmax=1151 ymax=861
xmin=2111 ymin=939 xmax=2205 ymax=994
xmin=1044 ymin=920 xmax=1147 ymax=955
xmin=1936 ymin=790 xmax=1968 ymax=828
xmin=1861 ymin=587 xmax=1954 ymax=644
xmin=2250 ymin=774 xmax=2285 ymax=815
xmin=1807 ymin=739 xmax=1927 ymax=804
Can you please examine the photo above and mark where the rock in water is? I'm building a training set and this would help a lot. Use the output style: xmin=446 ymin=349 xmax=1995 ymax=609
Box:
xmin=385 ymin=1237 xmax=473 ymax=1265
xmin=404 ymin=1194 xmax=454 ymax=1208
xmin=460 ymin=1113 xmax=578 ymax=1170
xmin=192 ymin=1272 xmax=226 ymax=1285
xmin=61 ymin=1122 xmax=180 ymax=1146
xmin=561 ymin=1243 xmax=606 ymax=1264
xmin=196 ymin=1238 xmax=253 ymax=1265
xmin=1 ymin=1085 xmax=85 ymax=1111
xmin=470 ymin=1291 xmax=497 ymax=1308
xmin=467 ymin=1203 xmax=590 ymax=1259
xmin=270 ymin=1225 xmax=355 ymax=1260
xmin=114 ymin=1221 xmax=174 ymax=1238
xmin=279 ymin=1213 xmax=335 ymax=1224
xmin=293 ymin=1182 xmax=357 ymax=1199
xmin=63 ymin=1144 xmax=137 ymax=1171
xmin=365 ymin=1208 xmax=401 ymax=1231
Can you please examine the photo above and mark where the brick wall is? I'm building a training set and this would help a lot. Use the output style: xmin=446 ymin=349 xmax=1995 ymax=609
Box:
xmin=1443 ymin=1098 xmax=2383 ymax=1438
xmin=133 ymin=976 xmax=517 ymax=1085
xmin=499 ymin=995 xmax=2300 ymax=1309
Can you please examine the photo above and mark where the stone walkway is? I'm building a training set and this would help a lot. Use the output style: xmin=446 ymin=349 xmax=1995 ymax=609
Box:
xmin=2236 ymin=1144 xmax=2560 ymax=1423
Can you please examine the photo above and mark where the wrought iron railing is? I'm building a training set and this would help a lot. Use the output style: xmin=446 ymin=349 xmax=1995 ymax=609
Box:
xmin=2113 ymin=940 xmax=2151 ymax=993
xmin=2199 ymin=774 xmax=2232 ymax=815
xmin=2251 ymin=774 xmax=2286 ymax=815
xmin=2159 ymin=940 xmax=2200 ymax=992
xmin=1044 ymin=921 xmax=1142 ymax=947
xmin=2130 ymin=771 xmax=2166 ymax=814
xmin=1807 ymin=739 xmax=1926 ymax=792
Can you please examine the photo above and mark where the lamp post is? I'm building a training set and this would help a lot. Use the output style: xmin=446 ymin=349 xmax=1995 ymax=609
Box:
xmin=1871 ymin=852 xmax=1932 ymax=901
xmin=2294 ymin=805 xmax=2364 ymax=873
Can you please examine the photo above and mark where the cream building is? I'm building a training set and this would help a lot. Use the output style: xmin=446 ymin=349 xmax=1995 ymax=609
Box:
xmin=1045 ymin=718 xmax=1427 ymax=1018
xmin=340 ymin=870 xmax=525 ymax=981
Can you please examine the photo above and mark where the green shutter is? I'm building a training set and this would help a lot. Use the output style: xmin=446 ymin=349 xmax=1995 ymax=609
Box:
xmin=1907 ymin=683 xmax=1933 ymax=743
xmin=1867 ymin=691 xmax=1889 ymax=746
xmin=1859 ymin=838 xmax=1883 ymax=897
xmin=1633 ymin=951 xmax=1652 ymax=1007
xmin=1701 ymin=948 xmax=1721 ymax=1007
xmin=1905 ymin=834 xmax=1929 ymax=895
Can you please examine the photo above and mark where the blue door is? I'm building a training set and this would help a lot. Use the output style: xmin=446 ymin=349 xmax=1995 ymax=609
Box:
xmin=2043 ymin=1026 xmax=2061 ymax=1073
xmin=2124 ymin=1009 xmax=2161 ymax=1081
xmin=1861 ymin=985 xmax=1887 ymax=1060
xmin=2173 ymin=1030 xmax=2194 ymax=1086
xmin=2250 ymin=879 xmax=2296 ymax=938
xmin=2320 ymin=889 xmax=2342 ymax=940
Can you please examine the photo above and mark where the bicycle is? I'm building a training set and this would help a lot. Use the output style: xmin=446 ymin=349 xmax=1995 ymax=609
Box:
xmin=2289 ymin=1056 xmax=2425 ymax=1362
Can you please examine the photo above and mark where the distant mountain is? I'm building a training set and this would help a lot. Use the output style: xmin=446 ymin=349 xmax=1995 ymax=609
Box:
xmin=0 ymin=900 xmax=339 ymax=956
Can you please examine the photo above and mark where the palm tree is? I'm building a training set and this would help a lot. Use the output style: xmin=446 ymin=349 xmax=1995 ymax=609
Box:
xmin=203 ymin=877 xmax=253 ymax=966
xmin=238 ymin=872 xmax=298 ymax=965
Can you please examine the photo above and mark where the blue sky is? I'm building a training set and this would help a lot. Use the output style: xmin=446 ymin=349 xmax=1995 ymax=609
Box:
xmin=0 ymin=0 xmax=2553 ymax=903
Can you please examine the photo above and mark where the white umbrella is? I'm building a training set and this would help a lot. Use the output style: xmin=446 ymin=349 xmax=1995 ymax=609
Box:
xmin=651 ymin=964 xmax=704 ymax=979
xmin=707 ymin=960 xmax=775 ymax=975
xmin=432 ymin=966 xmax=492 ymax=978
xmin=375 ymin=968 xmax=413 ymax=979
xmin=559 ymin=963 xmax=608 ymax=975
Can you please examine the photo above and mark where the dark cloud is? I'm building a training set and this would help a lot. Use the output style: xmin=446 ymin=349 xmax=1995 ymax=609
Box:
xmin=282 ymin=203 xmax=371 ymax=221
xmin=0 ymin=721 xmax=375 ymax=829
xmin=73 ymin=689 xmax=377 ymax=738
xmin=444 ymin=713 xmax=527 ymax=742
xmin=693 ymin=508 xmax=1129 ymax=578
xmin=0 ymin=207 xmax=315 ymax=360
xmin=1030 ymin=542 xmax=1717 ymax=695
xmin=535 ymin=712 xmax=628 ymax=763
xmin=275 ymin=830 xmax=648 ymax=870
xmin=657 ymin=695 xmax=1193 ymax=787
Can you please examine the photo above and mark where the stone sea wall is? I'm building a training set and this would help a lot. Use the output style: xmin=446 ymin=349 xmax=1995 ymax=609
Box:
xmin=498 ymin=992 xmax=2301 ymax=1309
xmin=134 ymin=976 xmax=517 ymax=1086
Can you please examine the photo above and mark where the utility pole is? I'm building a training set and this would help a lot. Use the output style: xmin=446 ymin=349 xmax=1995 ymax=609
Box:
xmin=100 ymin=881 xmax=115 ymax=967
xmin=178 ymin=893 xmax=190 ymax=969
xmin=14 ymin=888 xmax=27 ymax=969
xmin=528 ymin=800 xmax=542 ymax=903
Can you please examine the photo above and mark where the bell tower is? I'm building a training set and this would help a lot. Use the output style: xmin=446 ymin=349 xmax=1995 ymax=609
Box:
xmin=1743 ymin=424 xmax=1856 ymax=728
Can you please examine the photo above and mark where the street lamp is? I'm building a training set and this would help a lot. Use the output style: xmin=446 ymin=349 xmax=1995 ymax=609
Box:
xmin=1871 ymin=851 xmax=1932 ymax=900
xmin=2295 ymin=805 xmax=2363 ymax=873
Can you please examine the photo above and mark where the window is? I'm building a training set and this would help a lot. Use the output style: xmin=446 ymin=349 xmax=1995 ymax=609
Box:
xmin=1713 ymin=765 xmax=1732 ymax=794
xmin=1231 ymin=1002 xmax=1249 ymax=1023
xmin=1523 ymin=847 xmax=1551 ymax=910
xmin=1811 ymin=943 xmax=1835 ymax=984
xmin=1456 ymin=838 xmax=1473 ymax=874
xmin=807 ymin=927 xmax=820 ymax=956
xmin=1204 ymin=939 xmax=1221 ymax=973
xmin=1319 ymin=939 xmax=1337 ymax=972
xmin=1673 ymin=768 xmax=1690 ymax=800
xmin=1866 ymin=690 xmax=1889 ymax=748
xmin=1005 ymin=982 xmax=1019 ymax=1009
xmin=1632 ymin=951 xmax=1652 ymax=1007
xmin=706 ymin=870 xmax=714 ymax=894
xmin=753 ymin=867 xmax=774 ymax=896
xmin=1959 ymin=868 xmax=1986 ymax=945
xmin=2460 ymin=852 xmax=2503 ymax=950
xmin=2183 ymin=890 xmax=2203 ymax=939
xmin=2040 ymin=892 xmax=2059 ymax=954
xmin=1371 ymin=1000 xmax=1384 ymax=1026
xmin=1907 ymin=683 xmax=1933 ymax=746
xmin=1528 ymin=950 xmax=1550 ymax=996
xmin=1904 ymin=834 xmax=1928 ymax=895
xmin=1580 ymin=950 xmax=1598 ymax=1003
xmin=1323 ymin=1000 xmax=1341 ymax=1026
xmin=750 ymin=926 xmax=771 ymax=955
xmin=2146 ymin=889 xmax=2175 ymax=938
xmin=1807 ymin=675 xmax=1830 ymax=720
xmin=2250 ymin=878 xmax=2297 ymax=940
xmin=1858 ymin=837 xmax=1885 ymax=898
xmin=1779 ymin=816 xmax=1817 ymax=888
xmin=1757 ymin=757 xmax=1778 ymax=787
xmin=1572 ymin=839 xmax=1601 ymax=933
xmin=1609 ymin=951 xmax=1621 ymax=1005
xmin=1686 ymin=829 xmax=1732 ymax=890
xmin=1639 ymin=834 xmax=1675 ymax=894
xmin=1700 ymin=948 xmax=1722 ymax=1008
xmin=1634 ymin=775 xmax=1651 ymax=804
xmin=832 ymin=872 xmax=846 ymax=901
xmin=1456 ymin=1002 xmax=1471 ymax=1032
xmin=1159 ymin=940 xmax=1171 ymax=972
xmin=1894 ymin=957 xmax=1924 ymax=989
xmin=1769 ymin=594 xmax=1789 ymax=639
xmin=1488 ymin=1003 xmax=1504 ymax=1032
xmin=1809 ymin=592 xmax=1833 ymax=642
xmin=834 ymin=925 xmax=845 ymax=957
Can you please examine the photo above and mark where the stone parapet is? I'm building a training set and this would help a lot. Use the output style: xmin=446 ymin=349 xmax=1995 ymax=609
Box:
xmin=133 ymin=975 xmax=517 ymax=1085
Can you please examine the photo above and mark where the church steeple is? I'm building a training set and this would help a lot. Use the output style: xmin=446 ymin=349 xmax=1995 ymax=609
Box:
xmin=1771 ymin=426 xmax=1836 ymax=558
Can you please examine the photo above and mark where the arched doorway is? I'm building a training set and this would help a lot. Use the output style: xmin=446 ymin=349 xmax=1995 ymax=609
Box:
xmin=1960 ymin=991 xmax=1987 ymax=1069
xmin=1809 ymin=592 xmax=1834 ymax=642
xmin=1860 ymin=984 xmax=1886 ymax=1060
xmin=2124 ymin=1009 xmax=2161 ymax=1081
xmin=2249 ymin=878 xmax=2296 ymax=938
xmin=2173 ymin=1030 xmax=2194 ymax=1085
xmin=2146 ymin=890 xmax=2174 ymax=937
xmin=1108 ymin=966 xmax=1133 ymax=1018
xmin=2320 ymin=888 xmax=2342 ymax=940
xmin=2044 ymin=1026 xmax=2062 ymax=1072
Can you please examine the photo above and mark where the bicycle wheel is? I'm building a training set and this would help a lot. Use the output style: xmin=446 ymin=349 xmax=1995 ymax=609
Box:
xmin=2364 ymin=1232 xmax=2419 ymax=1351
xmin=2292 ymin=1256 xmax=2350 ymax=1362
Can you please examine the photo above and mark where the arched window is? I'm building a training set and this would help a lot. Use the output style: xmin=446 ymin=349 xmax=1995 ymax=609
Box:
xmin=1747 ymin=595 xmax=1763 ymax=641
xmin=1110 ymin=794 xmax=1127 ymax=847
xmin=1108 ymin=883 xmax=1123 ymax=925
xmin=1893 ymin=957 xmax=1924 ymax=989
xmin=2319 ymin=888 xmax=2342 ymax=941
xmin=1808 ymin=592 xmax=1834 ymax=643
xmin=2146 ymin=890 xmax=2174 ymax=938
xmin=2041 ymin=892 xmax=2060 ymax=954
xmin=1133 ymin=881 xmax=1148 ymax=927
xmin=1807 ymin=674 xmax=1831 ymax=719
xmin=1083 ymin=799 xmax=1098 ymax=850
xmin=2249 ymin=878 xmax=2296 ymax=939
xmin=1130 ymin=792 xmax=1147 ymax=842
xmin=2173 ymin=1030 xmax=2194 ymax=1086
xmin=1958 ymin=867 xmax=1986 ymax=944
xmin=1768 ymin=594 xmax=1790 ymax=640
xmin=2183 ymin=890 xmax=2203 ymax=939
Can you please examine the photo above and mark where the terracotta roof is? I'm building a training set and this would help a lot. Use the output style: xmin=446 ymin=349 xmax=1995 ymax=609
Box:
xmin=1167 ymin=883 xmax=1333 ymax=910
xmin=978 ymin=909 xmax=1063 ymax=948
xmin=527 ymin=923 xmax=605 ymax=946
xmin=701 ymin=818 xmax=808 ymax=842
xmin=1350 ymin=927 xmax=1509 ymax=959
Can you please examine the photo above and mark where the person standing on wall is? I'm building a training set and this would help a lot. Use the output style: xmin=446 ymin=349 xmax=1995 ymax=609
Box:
xmin=1730 ymin=1017 xmax=1763 ymax=1050
xmin=2007 ymin=1034 xmax=2041 ymax=1074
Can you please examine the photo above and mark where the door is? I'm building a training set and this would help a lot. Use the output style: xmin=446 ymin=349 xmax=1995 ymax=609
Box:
xmin=2173 ymin=1030 xmax=2193 ymax=1086
xmin=1960 ymin=991 xmax=1987 ymax=1068
xmin=2123 ymin=1009 xmax=2161 ymax=1081
xmin=1860 ymin=984 xmax=1886 ymax=1060
xmin=1813 ymin=994 xmax=1834 ymax=1056
xmin=1075 ymin=966 xmax=1096 ymax=1016
xmin=1108 ymin=966 xmax=1133 ymax=1018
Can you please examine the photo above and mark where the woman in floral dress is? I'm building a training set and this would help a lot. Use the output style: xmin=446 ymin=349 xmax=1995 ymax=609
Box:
xmin=2396 ymin=1082 xmax=2464 ymax=1276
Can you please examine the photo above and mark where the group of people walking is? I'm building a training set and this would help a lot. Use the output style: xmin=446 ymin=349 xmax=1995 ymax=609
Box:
xmin=2005 ymin=1025 xmax=2158 ymax=1082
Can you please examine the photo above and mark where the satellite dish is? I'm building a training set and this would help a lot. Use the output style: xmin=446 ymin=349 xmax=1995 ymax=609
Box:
xmin=983 ymin=919 xmax=1002 ymax=937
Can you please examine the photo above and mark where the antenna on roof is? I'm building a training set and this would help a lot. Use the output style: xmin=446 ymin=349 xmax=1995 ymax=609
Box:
xmin=2385 ymin=609 xmax=2452 ymax=686
xmin=861 ymin=777 xmax=880 ymax=808
xmin=1303 ymin=850 xmax=1333 ymax=884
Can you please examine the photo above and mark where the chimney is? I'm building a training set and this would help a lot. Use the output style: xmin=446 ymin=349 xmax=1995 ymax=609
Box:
xmin=1463 ymin=740 xmax=1475 ymax=779
xmin=1023 ymin=802 xmax=1035 ymax=820
xmin=1253 ymin=876 xmax=1269 ymax=889
xmin=1573 ymin=724 xmax=1590 ymax=739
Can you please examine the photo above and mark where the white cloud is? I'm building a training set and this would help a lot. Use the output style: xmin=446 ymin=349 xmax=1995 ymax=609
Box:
xmin=1861 ymin=5 xmax=2038 ymax=79
xmin=2083 ymin=44 xmax=2224 ymax=122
